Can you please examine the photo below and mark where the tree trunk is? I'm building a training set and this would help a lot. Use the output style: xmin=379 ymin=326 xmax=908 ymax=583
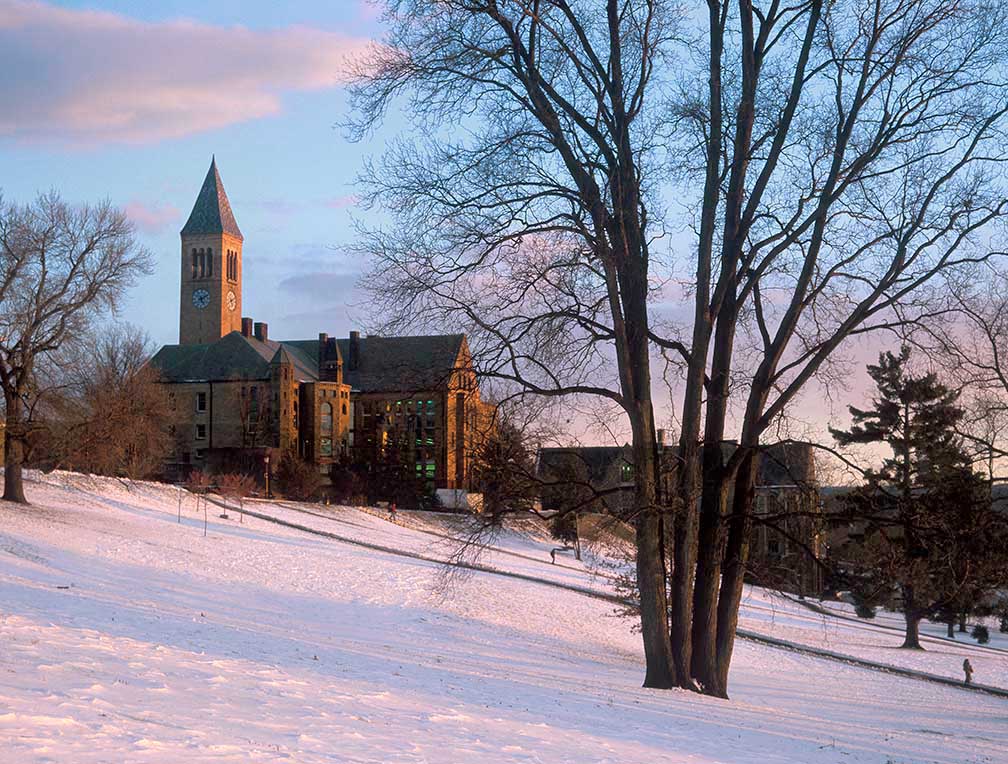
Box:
xmin=690 ymin=304 xmax=736 ymax=691
xmin=947 ymin=620 xmax=955 ymax=638
xmin=669 ymin=438 xmax=700 ymax=688
xmin=3 ymin=392 xmax=28 ymax=504
xmin=958 ymin=611 xmax=967 ymax=632
xmin=690 ymin=460 xmax=728 ymax=691
xmin=710 ymin=448 xmax=760 ymax=698
xmin=901 ymin=586 xmax=923 ymax=649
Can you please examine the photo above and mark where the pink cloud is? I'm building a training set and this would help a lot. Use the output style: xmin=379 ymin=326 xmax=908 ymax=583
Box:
xmin=324 ymin=195 xmax=359 ymax=210
xmin=356 ymin=1 xmax=386 ymax=23
xmin=123 ymin=200 xmax=180 ymax=234
xmin=0 ymin=1 xmax=375 ymax=145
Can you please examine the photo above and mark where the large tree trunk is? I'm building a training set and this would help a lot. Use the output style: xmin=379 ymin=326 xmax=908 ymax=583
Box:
xmin=690 ymin=304 xmax=736 ymax=691
xmin=627 ymin=376 xmax=676 ymax=689
xmin=901 ymin=586 xmax=923 ymax=649
xmin=712 ymin=448 xmax=760 ymax=697
xmin=3 ymin=392 xmax=28 ymax=504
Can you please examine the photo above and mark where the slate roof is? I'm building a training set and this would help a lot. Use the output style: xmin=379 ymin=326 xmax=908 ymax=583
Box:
xmin=150 ymin=332 xmax=466 ymax=391
xmin=150 ymin=332 xmax=317 ymax=383
xmin=538 ymin=446 xmax=631 ymax=483
xmin=180 ymin=157 xmax=243 ymax=240
xmin=538 ymin=441 xmax=815 ymax=487
xmin=277 ymin=334 xmax=466 ymax=393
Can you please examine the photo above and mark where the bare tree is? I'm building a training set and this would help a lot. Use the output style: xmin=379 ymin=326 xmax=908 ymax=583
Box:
xmin=0 ymin=192 xmax=152 ymax=502
xmin=34 ymin=324 xmax=170 ymax=479
xmin=349 ymin=0 xmax=1008 ymax=697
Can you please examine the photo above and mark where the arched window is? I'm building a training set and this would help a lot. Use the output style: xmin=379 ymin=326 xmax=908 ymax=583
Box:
xmin=191 ymin=249 xmax=198 ymax=279
xmin=320 ymin=402 xmax=333 ymax=456
xmin=206 ymin=247 xmax=213 ymax=277
xmin=198 ymin=248 xmax=206 ymax=278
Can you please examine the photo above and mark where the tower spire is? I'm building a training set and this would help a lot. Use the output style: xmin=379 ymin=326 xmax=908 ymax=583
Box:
xmin=181 ymin=157 xmax=243 ymax=239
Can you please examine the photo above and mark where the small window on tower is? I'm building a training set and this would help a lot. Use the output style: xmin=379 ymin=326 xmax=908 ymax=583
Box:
xmin=191 ymin=249 xmax=198 ymax=279
xmin=206 ymin=247 xmax=213 ymax=277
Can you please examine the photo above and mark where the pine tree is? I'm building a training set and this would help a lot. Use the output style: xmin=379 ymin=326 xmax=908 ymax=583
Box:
xmin=831 ymin=347 xmax=967 ymax=649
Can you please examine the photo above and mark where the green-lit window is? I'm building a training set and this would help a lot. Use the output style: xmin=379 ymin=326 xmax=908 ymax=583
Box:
xmin=620 ymin=462 xmax=633 ymax=481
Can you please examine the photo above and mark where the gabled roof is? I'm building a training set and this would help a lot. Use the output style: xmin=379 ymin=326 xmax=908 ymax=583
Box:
xmin=339 ymin=334 xmax=466 ymax=392
xmin=538 ymin=446 xmax=631 ymax=483
xmin=151 ymin=331 xmax=468 ymax=391
xmin=180 ymin=157 xmax=243 ymax=240
xmin=150 ymin=332 xmax=317 ymax=383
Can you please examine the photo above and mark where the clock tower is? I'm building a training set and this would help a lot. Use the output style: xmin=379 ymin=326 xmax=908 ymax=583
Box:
xmin=179 ymin=157 xmax=243 ymax=345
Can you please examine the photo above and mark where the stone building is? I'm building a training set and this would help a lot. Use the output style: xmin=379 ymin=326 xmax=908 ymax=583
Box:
xmin=150 ymin=159 xmax=491 ymax=492
xmin=537 ymin=439 xmax=823 ymax=594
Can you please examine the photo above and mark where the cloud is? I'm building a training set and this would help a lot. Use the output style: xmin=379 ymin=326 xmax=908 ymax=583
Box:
xmin=324 ymin=195 xmax=359 ymax=210
xmin=0 ymin=1 xmax=374 ymax=145
xmin=124 ymin=200 xmax=180 ymax=233
xmin=277 ymin=271 xmax=359 ymax=302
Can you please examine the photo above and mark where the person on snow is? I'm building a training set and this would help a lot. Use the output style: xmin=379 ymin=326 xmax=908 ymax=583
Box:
xmin=963 ymin=658 xmax=974 ymax=686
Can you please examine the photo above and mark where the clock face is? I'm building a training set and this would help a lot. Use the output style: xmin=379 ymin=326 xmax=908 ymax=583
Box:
xmin=226 ymin=290 xmax=237 ymax=311
xmin=192 ymin=288 xmax=210 ymax=309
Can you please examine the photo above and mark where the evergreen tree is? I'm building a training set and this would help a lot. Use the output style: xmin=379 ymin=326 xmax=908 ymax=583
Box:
xmin=832 ymin=347 xmax=969 ymax=648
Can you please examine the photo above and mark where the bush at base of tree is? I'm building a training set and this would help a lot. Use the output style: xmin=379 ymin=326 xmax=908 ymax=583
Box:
xmin=855 ymin=602 xmax=877 ymax=620
xmin=972 ymin=624 xmax=990 ymax=644
xmin=276 ymin=452 xmax=322 ymax=501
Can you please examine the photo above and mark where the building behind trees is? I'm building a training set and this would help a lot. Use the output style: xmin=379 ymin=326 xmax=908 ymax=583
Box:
xmin=149 ymin=159 xmax=493 ymax=498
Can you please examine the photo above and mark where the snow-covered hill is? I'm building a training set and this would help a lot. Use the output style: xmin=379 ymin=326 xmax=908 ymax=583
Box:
xmin=1 ymin=471 xmax=1005 ymax=763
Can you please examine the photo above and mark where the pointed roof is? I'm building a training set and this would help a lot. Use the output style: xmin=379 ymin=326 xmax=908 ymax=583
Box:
xmin=180 ymin=157 xmax=243 ymax=240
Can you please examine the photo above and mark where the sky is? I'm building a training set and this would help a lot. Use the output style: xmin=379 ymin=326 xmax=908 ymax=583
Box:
xmin=1 ymin=0 xmax=388 ymax=346
xmin=0 ymin=0 xmax=896 ymax=460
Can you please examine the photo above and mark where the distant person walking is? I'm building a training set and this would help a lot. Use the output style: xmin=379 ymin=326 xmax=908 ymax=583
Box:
xmin=388 ymin=501 xmax=397 ymax=521
xmin=963 ymin=658 xmax=974 ymax=686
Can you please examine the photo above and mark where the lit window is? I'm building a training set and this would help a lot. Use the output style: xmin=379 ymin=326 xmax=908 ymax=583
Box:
xmin=620 ymin=462 xmax=633 ymax=482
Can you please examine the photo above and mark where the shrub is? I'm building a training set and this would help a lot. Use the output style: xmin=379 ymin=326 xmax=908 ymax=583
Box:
xmin=972 ymin=624 xmax=990 ymax=644
xmin=1000 ymin=614 xmax=1008 ymax=634
xmin=276 ymin=451 xmax=322 ymax=501
xmin=854 ymin=602 xmax=876 ymax=619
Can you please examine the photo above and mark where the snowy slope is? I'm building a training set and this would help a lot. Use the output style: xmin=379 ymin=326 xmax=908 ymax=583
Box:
xmin=1 ymin=471 xmax=1005 ymax=764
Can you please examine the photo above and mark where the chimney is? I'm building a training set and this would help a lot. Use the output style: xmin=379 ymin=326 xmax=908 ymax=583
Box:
xmin=348 ymin=330 xmax=360 ymax=371
xmin=241 ymin=317 xmax=253 ymax=337
xmin=254 ymin=322 xmax=268 ymax=342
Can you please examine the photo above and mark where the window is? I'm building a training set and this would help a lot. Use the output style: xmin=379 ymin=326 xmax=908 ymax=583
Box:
xmin=249 ymin=386 xmax=260 ymax=423
xmin=194 ymin=448 xmax=206 ymax=460
xmin=620 ymin=462 xmax=633 ymax=482
xmin=191 ymin=249 xmax=198 ymax=279
xmin=195 ymin=391 xmax=207 ymax=412
xmin=320 ymin=402 xmax=333 ymax=456
xmin=206 ymin=247 xmax=213 ymax=277
xmin=195 ymin=423 xmax=207 ymax=440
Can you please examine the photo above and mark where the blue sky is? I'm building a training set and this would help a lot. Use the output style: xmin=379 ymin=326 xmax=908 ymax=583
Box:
xmin=1 ymin=0 xmax=389 ymax=346
xmin=1 ymin=0 xmax=896 ymax=457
